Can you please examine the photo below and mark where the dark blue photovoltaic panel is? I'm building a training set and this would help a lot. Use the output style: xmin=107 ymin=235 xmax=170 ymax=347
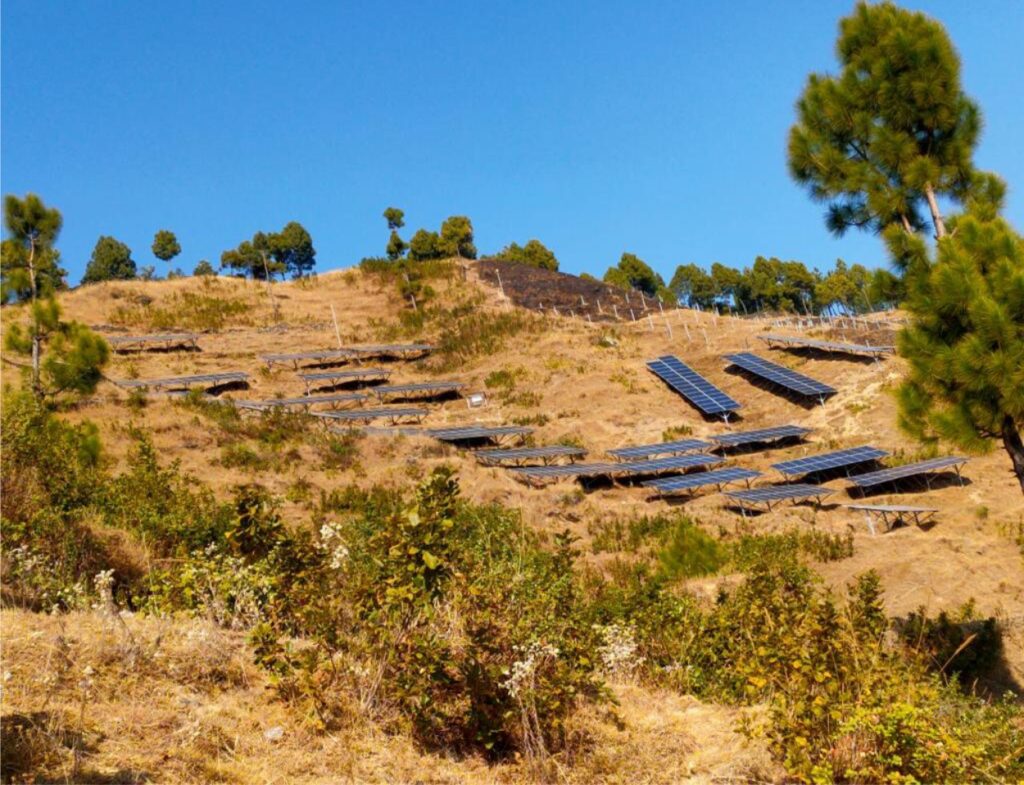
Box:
xmin=315 ymin=407 xmax=427 ymax=422
xmin=723 ymin=352 xmax=836 ymax=398
xmin=710 ymin=425 xmax=811 ymax=448
xmin=608 ymin=438 xmax=712 ymax=461
xmin=298 ymin=368 xmax=391 ymax=382
xmin=772 ymin=446 xmax=888 ymax=478
xmin=643 ymin=467 xmax=761 ymax=493
xmin=725 ymin=484 xmax=834 ymax=505
xmin=847 ymin=456 xmax=967 ymax=488
xmin=647 ymin=355 xmax=741 ymax=416
xmin=117 ymin=371 xmax=249 ymax=389
xmin=512 ymin=453 xmax=723 ymax=480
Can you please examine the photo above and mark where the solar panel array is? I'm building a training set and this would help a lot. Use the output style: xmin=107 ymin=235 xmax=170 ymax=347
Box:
xmin=427 ymin=425 xmax=534 ymax=442
xmin=317 ymin=407 xmax=428 ymax=423
xmin=347 ymin=343 xmax=433 ymax=358
xmin=723 ymin=352 xmax=836 ymax=398
xmin=846 ymin=504 xmax=939 ymax=514
xmin=298 ymin=368 xmax=391 ymax=382
xmin=371 ymin=381 xmax=466 ymax=400
xmin=235 ymin=392 xmax=368 ymax=410
xmin=725 ymin=483 xmax=834 ymax=506
xmin=847 ymin=456 xmax=967 ymax=488
xmin=262 ymin=349 xmax=355 ymax=366
xmin=772 ymin=446 xmax=888 ymax=478
xmin=759 ymin=334 xmax=895 ymax=357
xmin=647 ymin=355 xmax=741 ymax=417
xmin=608 ymin=438 xmax=712 ymax=461
xmin=643 ymin=467 xmax=761 ymax=494
xmin=475 ymin=445 xmax=587 ymax=466
xmin=107 ymin=333 xmax=198 ymax=348
xmin=117 ymin=371 xmax=249 ymax=390
xmin=709 ymin=425 xmax=812 ymax=449
xmin=512 ymin=453 xmax=724 ymax=481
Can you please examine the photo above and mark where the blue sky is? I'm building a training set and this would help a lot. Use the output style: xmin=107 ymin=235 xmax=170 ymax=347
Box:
xmin=3 ymin=1 xmax=1022 ymax=285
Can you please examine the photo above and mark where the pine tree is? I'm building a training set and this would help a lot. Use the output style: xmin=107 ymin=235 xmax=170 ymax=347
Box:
xmin=151 ymin=229 xmax=181 ymax=268
xmin=497 ymin=239 xmax=558 ymax=271
xmin=82 ymin=236 xmax=136 ymax=283
xmin=788 ymin=1 xmax=980 ymax=242
xmin=2 ymin=194 xmax=109 ymax=399
xmin=895 ymin=184 xmax=1024 ymax=493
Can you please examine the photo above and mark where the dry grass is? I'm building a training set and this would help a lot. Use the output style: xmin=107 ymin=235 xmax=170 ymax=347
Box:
xmin=3 ymin=264 xmax=1023 ymax=781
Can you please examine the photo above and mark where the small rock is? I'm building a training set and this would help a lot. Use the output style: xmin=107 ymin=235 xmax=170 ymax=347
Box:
xmin=264 ymin=726 xmax=284 ymax=742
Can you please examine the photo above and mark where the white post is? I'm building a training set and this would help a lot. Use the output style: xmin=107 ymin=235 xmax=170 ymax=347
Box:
xmin=612 ymin=303 xmax=619 ymax=320
xmin=702 ymin=327 xmax=709 ymax=348
xmin=330 ymin=304 xmax=343 ymax=349
xmin=664 ymin=315 xmax=673 ymax=339
xmin=683 ymin=323 xmax=692 ymax=342
xmin=647 ymin=313 xmax=655 ymax=331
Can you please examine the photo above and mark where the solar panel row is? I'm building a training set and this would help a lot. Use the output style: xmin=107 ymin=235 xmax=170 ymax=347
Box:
xmin=475 ymin=445 xmax=587 ymax=466
xmin=607 ymin=438 xmax=712 ymax=461
xmin=643 ymin=467 xmax=761 ymax=494
xmin=723 ymin=352 xmax=836 ymax=399
xmin=371 ymin=381 xmax=466 ymax=400
xmin=848 ymin=456 xmax=967 ymax=488
xmin=512 ymin=453 xmax=724 ymax=481
xmin=759 ymin=334 xmax=895 ymax=357
xmin=772 ymin=446 xmax=888 ymax=478
xmin=709 ymin=425 xmax=812 ymax=449
xmin=725 ymin=483 xmax=834 ymax=508
xmin=317 ymin=407 xmax=428 ymax=423
xmin=427 ymin=425 xmax=534 ymax=442
xmin=117 ymin=371 xmax=249 ymax=390
xmin=647 ymin=355 xmax=741 ymax=418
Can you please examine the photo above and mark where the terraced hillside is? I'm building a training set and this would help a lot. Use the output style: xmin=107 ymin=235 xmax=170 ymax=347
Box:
xmin=3 ymin=262 xmax=1022 ymax=783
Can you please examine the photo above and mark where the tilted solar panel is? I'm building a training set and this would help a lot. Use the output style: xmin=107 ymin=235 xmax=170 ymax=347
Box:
xmin=608 ymin=438 xmax=712 ymax=461
xmin=846 ymin=504 xmax=939 ymax=513
xmin=117 ymin=371 xmax=249 ymax=389
xmin=316 ymin=407 xmax=427 ymax=421
xmin=243 ymin=392 xmax=368 ymax=409
xmin=725 ymin=483 xmax=834 ymax=505
xmin=427 ymin=425 xmax=533 ymax=441
xmin=298 ymin=368 xmax=391 ymax=381
xmin=643 ymin=467 xmax=761 ymax=493
xmin=647 ymin=355 xmax=741 ymax=417
xmin=723 ymin=352 xmax=836 ymax=398
xmin=513 ymin=453 xmax=724 ymax=480
xmin=710 ymin=425 xmax=812 ymax=448
xmin=847 ymin=456 xmax=967 ymax=488
xmin=772 ymin=446 xmax=889 ymax=478
xmin=475 ymin=445 xmax=587 ymax=465
xmin=759 ymin=334 xmax=894 ymax=357
xmin=372 ymin=381 xmax=466 ymax=399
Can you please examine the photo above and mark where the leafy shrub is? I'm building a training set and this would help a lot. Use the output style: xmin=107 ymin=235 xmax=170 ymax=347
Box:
xmin=109 ymin=286 xmax=251 ymax=331
xmin=656 ymin=519 xmax=727 ymax=580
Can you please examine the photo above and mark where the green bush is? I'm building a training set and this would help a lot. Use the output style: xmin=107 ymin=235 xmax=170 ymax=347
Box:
xmin=656 ymin=519 xmax=727 ymax=580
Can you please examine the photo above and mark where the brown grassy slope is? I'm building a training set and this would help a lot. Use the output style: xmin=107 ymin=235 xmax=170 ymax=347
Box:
xmin=0 ymin=609 xmax=775 ymax=784
xmin=7 ymin=265 xmax=1023 ymax=631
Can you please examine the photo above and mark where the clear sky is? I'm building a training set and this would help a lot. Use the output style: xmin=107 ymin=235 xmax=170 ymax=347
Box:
xmin=2 ymin=1 xmax=1022 ymax=285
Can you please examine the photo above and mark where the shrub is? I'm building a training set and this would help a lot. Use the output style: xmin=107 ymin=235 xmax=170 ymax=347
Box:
xmin=656 ymin=519 xmax=727 ymax=580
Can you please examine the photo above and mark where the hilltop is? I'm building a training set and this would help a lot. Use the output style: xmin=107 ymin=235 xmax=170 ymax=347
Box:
xmin=3 ymin=261 xmax=1023 ymax=783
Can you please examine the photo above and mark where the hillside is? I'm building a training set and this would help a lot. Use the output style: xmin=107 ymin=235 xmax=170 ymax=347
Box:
xmin=3 ymin=262 xmax=1023 ymax=783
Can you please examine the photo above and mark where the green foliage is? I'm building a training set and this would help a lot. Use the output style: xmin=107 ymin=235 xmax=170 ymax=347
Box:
xmin=151 ymin=229 xmax=181 ymax=264
xmin=386 ymin=230 xmax=408 ymax=261
xmin=895 ymin=204 xmax=1024 ymax=490
xmin=603 ymin=252 xmax=664 ymax=297
xmin=669 ymin=263 xmax=715 ymax=308
xmin=497 ymin=239 xmax=558 ymax=271
xmin=895 ymin=601 xmax=1002 ymax=688
xmin=788 ymin=0 xmax=980 ymax=239
xmin=383 ymin=206 xmax=405 ymax=231
xmin=193 ymin=259 xmax=216 ymax=276
xmin=408 ymin=228 xmax=443 ymax=261
xmin=3 ymin=295 xmax=110 ymax=400
xmin=814 ymin=259 xmax=872 ymax=313
xmin=867 ymin=267 xmax=905 ymax=308
xmin=433 ymin=305 xmax=543 ymax=371
xmin=656 ymin=519 xmax=726 ymax=580
xmin=221 ymin=223 xmax=316 ymax=279
xmin=438 ymin=215 xmax=476 ymax=259
xmin=745 ymin=256 xmax=817 ymax=313
xmin=82 ymin=235 xmax=136 ymax=283
xmin=1 ymin=193 xmax=66 ymax=303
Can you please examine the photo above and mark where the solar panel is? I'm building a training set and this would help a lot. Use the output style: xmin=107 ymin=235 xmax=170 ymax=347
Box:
xmin=371 ymin=381 xmax=466 ymax=400
xmin=846 ymin=503 xmax=939 ymax=533
xmin=725 ymin=483 xmax=834 ymax=507
xmin=723 ymin=352 xmax=836 ymax=399
xmin=847 ymin=456 xmax=967 ymax=488
xmin=298 ymin=368 xmax=391 ymax=381
xmin=759 ymin=334 xmax=895 ymax=358
xmin=710 ymin=425 xmax=812 ymax=449
xmin=646 ymin=355 xmax=741 ymax=418
xmin=117 ymin=371 xmax=249 ymax=390
xmin=261 ymin=349 xmax=356 ymax=367
xmin=107 ymin=333 xmax=198 ymax=349
xmin=512 ymin=453 xmax=724 ymax=481
xmin=427 ymin=425 xmax=534 ymax=442
xmin=346 ymin=343 xmax=434 ymax=358
xmin=847 ymin=504 xmax=939 ymax=513
xmin=238 ymin=392 xmax=368 ymax=409
xmin=608 ymin=438 xmax=713 ymax=461
xmin=772 ymin=446 xmax=889 ymax=478
xmin=475 ymin=445 xmax=587 ymax=466
xmin=643 ymin=467 xmax=761 ymax=494
xmin=315 ymin=407 xmax=428 ymax=423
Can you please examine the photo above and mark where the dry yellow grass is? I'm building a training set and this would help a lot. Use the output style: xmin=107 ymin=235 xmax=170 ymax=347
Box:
xmin=2 ymin=264 xmax=1023 ymax=781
